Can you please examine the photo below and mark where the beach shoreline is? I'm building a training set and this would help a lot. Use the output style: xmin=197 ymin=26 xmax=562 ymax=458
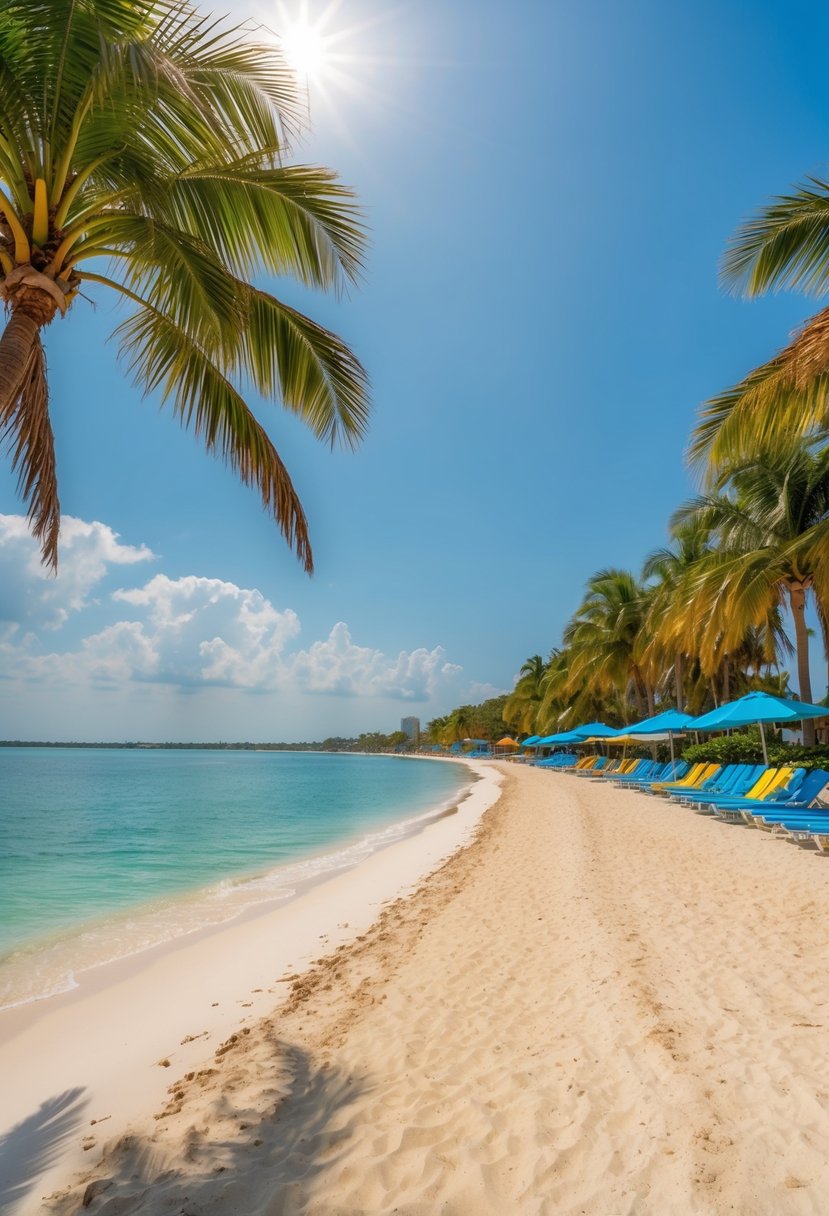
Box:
xmin=0 ymin=750 xmax=477 ymax=1015
xmin=0 ymin=758 xmax=501 ymax=1215
xmin=12 ymin=760 xmax=829 ymax=1214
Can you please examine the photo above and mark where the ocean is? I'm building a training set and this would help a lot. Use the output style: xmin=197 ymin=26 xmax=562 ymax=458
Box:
xmin=0 ymin=748 xmax=472 ymax=1010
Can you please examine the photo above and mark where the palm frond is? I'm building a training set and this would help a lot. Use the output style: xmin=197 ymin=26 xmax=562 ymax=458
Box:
xmin=689 ymin=320 xmax=829 ymax=472
xmin=722 ymin=178 xmax=829 ymax=297
xmin=111 ymin=302 xmax=313 ymax=572
xmin=168 ymin=164 xmax=365 ymax=286
xmin=0 ymin=332 xmax=59 ymax=569
xmin=234 ymin=285 xmax=369 ymax=447
xmin=74 ymin=213 xmax=245 ymax=344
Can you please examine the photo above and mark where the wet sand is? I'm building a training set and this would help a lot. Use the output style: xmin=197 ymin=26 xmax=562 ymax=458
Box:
xmin=13 ymin=762 xmax=829 ymax=1214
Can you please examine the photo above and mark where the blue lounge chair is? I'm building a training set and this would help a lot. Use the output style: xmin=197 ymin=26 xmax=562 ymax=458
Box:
xmin=676 ymin=764 xmax=765 ymax=805
xmin=737 ymin=771 xmax=829 ymax=828
xmin=613 ymin=760 xmax=663 ymax=785
xmin=536 ymin=752 xmax=578 ymax=769
xmin=630 ymin=760 xmax=689 ymax=790
xmin=706 ymin=768 xmax=806 ymax=814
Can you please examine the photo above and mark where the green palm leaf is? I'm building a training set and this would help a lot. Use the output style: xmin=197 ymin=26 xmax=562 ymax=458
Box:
xmin=722 ymin=178 xmax=829 ymax=297
xmin=112 ymin=302 xmax=313 ymax=572
xmin=0 ymin=0 xmax=370 ymax=570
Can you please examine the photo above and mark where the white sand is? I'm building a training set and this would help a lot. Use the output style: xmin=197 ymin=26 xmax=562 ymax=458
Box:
xmin=9 ymin=762 xmax=829 ymax=1214
xmin=0 ymin=759 xmax=500 ymax=1216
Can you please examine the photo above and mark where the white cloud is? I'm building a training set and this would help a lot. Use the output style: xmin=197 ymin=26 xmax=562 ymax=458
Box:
xmin=0 ymin=517 xmax=471 ymax=709
xmin=290 ymin=621 xmax=462 ymax=700
xmin=467 ymin=680 xmax=507 ymax=701
xmin=112 ymin=574 xmax=301 ymax=688
xmin=0 ymin=514 xmax=154 ymax=631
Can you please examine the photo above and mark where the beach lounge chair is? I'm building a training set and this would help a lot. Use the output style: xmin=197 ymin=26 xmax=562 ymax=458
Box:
xmin=702 ymin=767 xmax=798 ymax=813
xmin=612 ymin=759 xmax=661 ymax=785
xmin=536 ymin=752 xmax=578 ymax=769
xmin=570 ymin=755 xmax=610 ymax=777
xmin=740 ymin=771 xmax=829 ymax=831
xmin=597 ymin=758 xmax=623 ymax=776
xmin=629 ymin=760 xmax=689 ymax=790
xmin=646 ymin=761 xmax=708 ymax=794
xmin=669 ymin=763 xmax=744 ymax=802
xmin=707 ymin=772 xmax=810 ymax=824
xmin=612 ymin=758 xmax=644 ymax=777
xmin=675 ymin=764 xmax=766 ymax=806
xmin=650 ymin=763 xmax=720 ymax=796
xmin=726 ymin=769 xmax=809 ymax=816
xmin=688 ymin=766 xmax=777 ymax=809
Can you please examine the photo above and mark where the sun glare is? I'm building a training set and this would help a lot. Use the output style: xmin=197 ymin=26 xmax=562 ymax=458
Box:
xmin=282 ymin=19 xmax=329 ymax=82
xmin=265 ymin=0 xmax=399 ymax=137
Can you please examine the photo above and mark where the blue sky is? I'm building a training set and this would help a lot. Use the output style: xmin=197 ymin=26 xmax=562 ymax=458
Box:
xmin=1 ymin=0 xmax=828 ymax=741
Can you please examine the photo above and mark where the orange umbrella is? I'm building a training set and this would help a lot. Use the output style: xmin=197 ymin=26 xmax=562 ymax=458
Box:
xmin=495 ymin=736 xmax=519 ymax=748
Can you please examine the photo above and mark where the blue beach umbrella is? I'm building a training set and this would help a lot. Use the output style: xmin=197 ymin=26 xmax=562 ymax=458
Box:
xmin=537 ymin=730 xmax=590 ymax=746
xmin=570 ymin=721 xmax=619 ymax=738
xmin=521 ymin=735 xmax=541 ymax=747
xmin=623 ymin=709 xmax=697 ymax=734
xmin=689 ymin=691 xmax=829 ymax=765
xmin=622 ymin=708 xmax=698 ymax=764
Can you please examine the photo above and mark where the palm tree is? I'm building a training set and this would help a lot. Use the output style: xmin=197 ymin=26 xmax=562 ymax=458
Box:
xmin=441 ymin=705 xmax=475 ymax=745
xmin=0 ymin=0 xmax=368 ymax=570
xmin=563 ymin=568 xmax=653 ymax=718
xmin=503 ymin=653 xmax=549 ymax=734
xmin=642 ymin=522 xmax=714 ymax=711
xmin=424 ymin=715 xmax=448 ymax=745
xmin=673 ymin=441 xmax=829 ymax=744
xmin=691 ymin=175 xmax=829 ymax=468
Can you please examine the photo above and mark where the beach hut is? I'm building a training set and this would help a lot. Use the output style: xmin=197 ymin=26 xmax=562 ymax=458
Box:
xmin=463 ymin=738 xmax=491 ymax=757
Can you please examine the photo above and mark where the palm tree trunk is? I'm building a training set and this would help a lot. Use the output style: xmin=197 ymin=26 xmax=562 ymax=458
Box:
xmin=789 ymin=582 xmax=816 ymax=746
xmin=646 ymin=684 xmax=655 ymax=716
xmin=722 ymin=657 xmax=730 ymax=703
xmin=0 ymin=311 xmax=40 ymax=416
xmin=629 ymin=675 xmax=645 ymax=718
xmin=674 ymin=652 xmax=684 ymax=712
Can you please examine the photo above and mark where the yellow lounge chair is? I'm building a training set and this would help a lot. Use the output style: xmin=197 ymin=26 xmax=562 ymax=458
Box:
xmin=650 ymin=761 xmax=709 ymax=794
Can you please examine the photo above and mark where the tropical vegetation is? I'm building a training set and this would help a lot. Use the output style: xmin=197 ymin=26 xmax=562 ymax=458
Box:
xmin=0 ymin=0 xmax=368 ymax=571
xmin=425 ymin=696 xmax=508 ymax=747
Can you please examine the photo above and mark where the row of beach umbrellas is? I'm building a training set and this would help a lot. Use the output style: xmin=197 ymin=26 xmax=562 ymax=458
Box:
xmin=521 ymin=692 xmax=829 ymax=766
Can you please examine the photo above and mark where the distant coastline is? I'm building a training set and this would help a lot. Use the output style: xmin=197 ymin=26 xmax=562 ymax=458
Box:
xmin=0 ymin=739 xmax=397 ymax=751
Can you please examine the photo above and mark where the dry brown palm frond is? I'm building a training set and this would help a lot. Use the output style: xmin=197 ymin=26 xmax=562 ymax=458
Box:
xmin=0 ymin=334 xmax=60 ymax=569
xmin=690 ymin=316 xmax=829 ymax=473
xmin=779 ymin=306 xmax=829 ymax=387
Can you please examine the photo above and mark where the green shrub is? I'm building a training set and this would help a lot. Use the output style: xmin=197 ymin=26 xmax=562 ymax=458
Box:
xmin=681 ymin=728 xmax=829 ymax=771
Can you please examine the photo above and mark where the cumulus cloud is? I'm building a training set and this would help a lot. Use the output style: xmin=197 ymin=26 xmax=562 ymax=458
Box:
xmin=0 ymin=514 xmax=154 ymax=631
xmin=0 ymin=516 xmax=470 ymax=705
xmin=113 ymin=573 xmax=301 ymax=688
xmin=290 ymin=622 xmax=462 ymax=700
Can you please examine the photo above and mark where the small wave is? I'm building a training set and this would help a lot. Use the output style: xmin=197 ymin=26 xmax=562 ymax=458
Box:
xmin=0 ymin=773 xmax=478 ymax=1012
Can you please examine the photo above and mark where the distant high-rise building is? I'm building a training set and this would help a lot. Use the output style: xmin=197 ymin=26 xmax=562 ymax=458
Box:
xmin=400 ymin=716 xmax=420 ymax=743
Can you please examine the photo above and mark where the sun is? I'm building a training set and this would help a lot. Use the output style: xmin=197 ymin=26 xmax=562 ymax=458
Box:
xmin=274 ymin=2 xmax=341 ymax=87
xmin=264 ymin=0 xmax=397 ymax=133
xmin=281 ymin=18 xmax=329 ymax=83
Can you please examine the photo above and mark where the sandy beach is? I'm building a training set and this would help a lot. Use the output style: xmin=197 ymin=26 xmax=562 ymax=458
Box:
xmin=7 ymin=761 xmax=829 ymax=1214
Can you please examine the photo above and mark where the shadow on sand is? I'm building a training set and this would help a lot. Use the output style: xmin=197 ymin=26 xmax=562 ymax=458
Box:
xmin=0 ymin=1087 xmax=88 ymax=1214
xmin=43 ymin=1042 xmax=367 ymax=1215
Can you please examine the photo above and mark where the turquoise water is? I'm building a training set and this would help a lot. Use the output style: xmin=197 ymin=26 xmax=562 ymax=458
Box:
xmin=0 ymin=749 xmax=472 ymax=1008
